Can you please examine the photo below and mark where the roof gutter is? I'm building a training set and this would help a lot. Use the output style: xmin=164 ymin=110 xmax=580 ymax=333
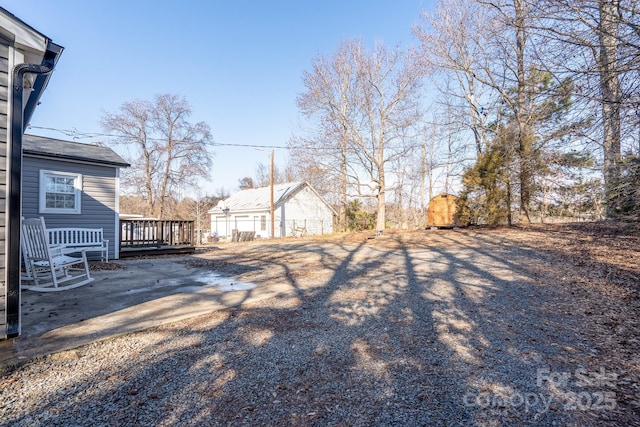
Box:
xmin=23 ymin=42 xmax=63 ymax=125
xmin=6 ymin=43 xmax=62 ymax=338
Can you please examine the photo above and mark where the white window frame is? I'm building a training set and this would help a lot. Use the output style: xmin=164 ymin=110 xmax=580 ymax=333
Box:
xmin=39 ymin=170 xmax=82 ymax=214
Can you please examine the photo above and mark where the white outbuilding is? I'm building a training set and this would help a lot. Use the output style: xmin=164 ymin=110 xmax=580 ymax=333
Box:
xmin=209 ymin=181 xmax=336 ymax=239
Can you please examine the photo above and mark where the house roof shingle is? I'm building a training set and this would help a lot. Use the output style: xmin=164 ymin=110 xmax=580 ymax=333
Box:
xmin=23 ymin=134 xmax=130 ymax=167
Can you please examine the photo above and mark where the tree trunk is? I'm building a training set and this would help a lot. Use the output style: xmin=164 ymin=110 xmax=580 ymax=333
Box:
xmin=339 ymin=136 xmax=348 ymax=232
xmin=376 ymin=185 xmax=386 ymax=232
xmin=376 ymin=155 xmax=386 ymax=232
xmin=518 ymin=131 xmax=533 ymax=223
xmin=515 ymin=0 xmax=532 ymax=224
xmin=144 ymin=150 xmax=155 ymax=217
xmin=598 ymin=0 xmax=622 ymax=217
xmin=466 ymin=77 xmax=485 ymax=156
xmin=420 ymin=142 xmax=426 ymax=222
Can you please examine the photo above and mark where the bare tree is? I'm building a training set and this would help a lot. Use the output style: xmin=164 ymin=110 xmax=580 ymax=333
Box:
xmin=296 ymin=39 xmax=425 ymax=232
xmin=461 ymin=0 xmax=543 ymax=222
xmin=425 ymin=0 xmax=588 ymax=222
xmin=534 ymin=0 xmax=639 ymax=217
xmin=284 ymin=143 xmax=343 ymax=206
xmin=102 ymin=93 xmax=213 ymax=219
xmin=294 ymin=40 xmax=364 ymax=231
xmin=416 ymin=0 xmax=640 ymax=221
xmin=415 ymin=0 xmax=494 ymax=156
xmin=238 ymin=177 xmax=254 ymax=190
xmin=119 ymin=195 xmax=148 ymax=216
xmin=179 ymin=192 xmax=221 ymax=242
xmin=254 ymin=162 xmax=287 ymax=187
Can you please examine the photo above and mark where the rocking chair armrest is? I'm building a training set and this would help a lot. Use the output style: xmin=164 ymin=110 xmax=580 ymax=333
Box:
xmin=49 ymin=244 xmax=77 ymax=256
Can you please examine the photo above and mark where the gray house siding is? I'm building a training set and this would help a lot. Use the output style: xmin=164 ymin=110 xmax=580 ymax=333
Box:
xmin=0 ymin=38 xmax=8 ymax=335
xmin=0 ymin=7 xmax=64 ymax=339
xmin=22 ymin=156 xmax=119 ymax=261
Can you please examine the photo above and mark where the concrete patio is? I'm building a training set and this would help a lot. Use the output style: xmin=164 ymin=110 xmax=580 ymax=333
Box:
xmin=0 ymin=255 xmax=293 ymax=365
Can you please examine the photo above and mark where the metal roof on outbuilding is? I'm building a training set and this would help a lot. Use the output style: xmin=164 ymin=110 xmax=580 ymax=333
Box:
xmin=23 ymin=134 xmax=130 ymax=167
xmin=210 ymin=182 xmax=305 ymax=213
xmin=209 ymin=181 xmax=337 ymax=215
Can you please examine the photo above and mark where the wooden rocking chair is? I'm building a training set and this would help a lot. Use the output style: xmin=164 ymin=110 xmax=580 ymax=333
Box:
xmin=21 ymin=217 xmax=94 ymax=292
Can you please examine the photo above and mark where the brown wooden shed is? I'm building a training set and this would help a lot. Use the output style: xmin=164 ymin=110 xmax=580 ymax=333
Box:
xmin=426 ymin=193 xmax=460 ymax=227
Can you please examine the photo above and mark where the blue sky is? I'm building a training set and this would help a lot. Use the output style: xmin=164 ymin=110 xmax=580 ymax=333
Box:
xmin=5 ymin=1 xmax=432 ymax=195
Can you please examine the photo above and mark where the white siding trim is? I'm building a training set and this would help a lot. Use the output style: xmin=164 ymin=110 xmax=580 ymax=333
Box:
xmin=0 ymin=13 xmax=47 ymax=56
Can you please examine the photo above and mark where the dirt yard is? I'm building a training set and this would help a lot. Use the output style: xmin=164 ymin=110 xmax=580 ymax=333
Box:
xmin=181 ymin=222 xmax=640 ymax=425
xmin=1 ymin=222 xmax=639 ymax=426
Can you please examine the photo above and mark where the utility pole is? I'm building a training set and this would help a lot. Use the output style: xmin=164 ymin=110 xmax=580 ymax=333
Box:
xmin=270 ymin=149 xmax=275 ymax=238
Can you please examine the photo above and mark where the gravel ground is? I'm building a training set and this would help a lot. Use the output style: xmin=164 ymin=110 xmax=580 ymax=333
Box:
xmin=1 ymin=226 xmax=638 ymax=426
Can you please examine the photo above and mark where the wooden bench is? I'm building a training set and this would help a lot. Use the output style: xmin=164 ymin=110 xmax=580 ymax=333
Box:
xmin=47 ymin=227 xmax=109 ymax=262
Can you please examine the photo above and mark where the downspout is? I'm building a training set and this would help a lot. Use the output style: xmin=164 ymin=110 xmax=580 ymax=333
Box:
xmin=6 ymin=62 xmax=56 ymax=338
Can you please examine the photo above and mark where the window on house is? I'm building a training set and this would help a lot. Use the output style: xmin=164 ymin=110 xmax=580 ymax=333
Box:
xmin=260 ymin=215 xmax=266 ymax=231
xmin=39 ymin=170 xmax=82 ymax=214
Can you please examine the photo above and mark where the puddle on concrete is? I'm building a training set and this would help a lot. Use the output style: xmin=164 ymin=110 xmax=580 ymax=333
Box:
xmin=192 ymin=272 xmax=257 ymax=292
xmin=119 ymin=271 xmax=256 ymax=295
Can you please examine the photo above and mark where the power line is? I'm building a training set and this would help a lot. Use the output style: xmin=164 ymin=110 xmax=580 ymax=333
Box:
xmin=26 ymin=125 xmax=293 ymax=150
xmin=26 ymin=125 xmax=413 ymax=151
xmin=27 ymin=124 xmax=469 ymax=154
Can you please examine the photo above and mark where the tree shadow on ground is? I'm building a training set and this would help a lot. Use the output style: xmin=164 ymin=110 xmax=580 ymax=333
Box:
xmin=2 ymin=226 xmax=637 ymax=426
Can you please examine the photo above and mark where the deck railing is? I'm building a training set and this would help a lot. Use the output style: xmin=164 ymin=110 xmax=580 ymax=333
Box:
xmin=119 ymin=219 xmax=195 ymax=249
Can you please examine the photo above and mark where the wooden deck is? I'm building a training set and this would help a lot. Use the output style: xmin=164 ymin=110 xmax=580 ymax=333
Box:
xmin=119 ymin=219 xmax=195 ymax=257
